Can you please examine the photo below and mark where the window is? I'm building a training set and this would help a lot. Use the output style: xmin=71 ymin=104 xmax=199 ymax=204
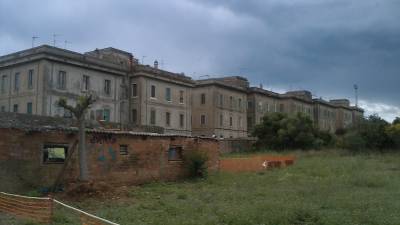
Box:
xmin=230 ymin=116 xmax=233 ymax=126
xmin=13 ymin=104 xmax=18 ymax=113
xmin=179 ymin=90 xmax=184 ymax=103
xmin=248 ymin=101 xmax=253 ymax=109
xmin=43 ymin=144 xmax=67 ymax=164
xmin=104 ymin=79 xmax=111 ymax=95
xmin=131 ymin=83 xmax=137 ymax=97
xmin=219 ymin=94 xmax=223 ymax=107
xmin=27 ymin=102 xmax=32 ymax=114
xmin=220 ymin=114 xmax=223 ymax=126
xmin=166 ymin=112 xmax=171 ymax=126
xmin=150 ymin=109 xmax=156 ymax=125
xmin=229 ymin=96 xmax=233 ymax=109
xmin=28 ymin=70 xmax=34 ymax=89
xmin=279 ymin=104 xmax=284 ymax=112
xmin=165 ymin=87 xmax=171 ymax=102
xmin=132 ymin=109 xmax=137 ymax=124
xmin=168 ymin=146 xmax=183 ymax=161
xmin=1 ymin=75 xmax=7 ymax=93
xmin=119 ymin=145 xmax=128 ymax=155
xmin=0 ymin=106 xmax=4 ymax=112
xmin=14 ymin=72 xmax=20 ymax=91
xmin=238 ymin=116 xmax=242 ymax=128
xmin=57 ymin=71 xmax=66 ymax=89
xmin=248 ymin=117 xmax=253 ymax=127
xmin=238 ymin=98 xmax=242 ymax=110
xmin=179 ymin=114 xmax=184 ymax=127
xmin=201 ymin=93 xmax=206 ymax=104
xmin=103 ymin=109 xmax=110 ymax=121
xmin=82 ymin=75 xmax=90 ymax=91
xmin=201 ymin=114 xmax=206 ymax=125
xmin=151 ymin=85 xmax=156 ymax=98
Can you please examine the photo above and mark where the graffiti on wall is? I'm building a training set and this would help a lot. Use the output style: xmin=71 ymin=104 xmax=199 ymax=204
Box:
xmin=89 ymin=133 xmax=116 ymax=144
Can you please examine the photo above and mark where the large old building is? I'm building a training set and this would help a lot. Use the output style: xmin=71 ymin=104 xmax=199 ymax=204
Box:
xmin=247 ymin=86 xmax=281 ymax=132
xmin=192 ymin=76 xmax=248 ymax=138
xmin=0 ymin=45 xmax=364 ymax=137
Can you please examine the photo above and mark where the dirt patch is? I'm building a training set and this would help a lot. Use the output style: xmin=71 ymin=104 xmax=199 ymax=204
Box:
xmin=220 ymin=155 xmax=295 ymax=172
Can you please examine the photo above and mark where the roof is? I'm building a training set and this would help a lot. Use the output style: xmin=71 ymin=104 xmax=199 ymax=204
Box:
xmin=0 ymin=112 xmax=215 ymax=140
xmin=195 ymin=78 xmax=248 ymax=92
xmin=134 ymin=65 xmax=195 ymax=86
xmin=249 ymin=87 xmax=280 ymax=98
xmin=0 ymin=45 xmax=130 ymax=75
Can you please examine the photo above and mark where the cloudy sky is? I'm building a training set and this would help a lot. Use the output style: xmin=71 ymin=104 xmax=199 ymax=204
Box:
xmin=0 ymin=0 xmax=399 ymax=121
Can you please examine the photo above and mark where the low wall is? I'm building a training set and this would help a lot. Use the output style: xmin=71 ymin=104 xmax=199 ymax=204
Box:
xmin=0 ymin=128 xmax=219 ymax=188
xmin=218 ymin=138 xmax=257 ymax=154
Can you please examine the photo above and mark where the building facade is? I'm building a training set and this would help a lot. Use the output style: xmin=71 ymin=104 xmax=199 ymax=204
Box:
xmin=247 ymin=87 xmax=281 ymax=132
xmin=0 ymin=46 xmax=364 ymax=137
xmin=129 ymin=65 xmax=194 ymax=135
xmin=0 ymin=46 xmax=129 ymax=123
xmin=192 ymin=77 xmax=248 ymax=138
xmin=313 ymin=99 xmax=337 ymax=132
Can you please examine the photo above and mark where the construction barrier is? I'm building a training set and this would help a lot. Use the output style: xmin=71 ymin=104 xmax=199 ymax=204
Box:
xmin=0 ymin=192 xmax=53 ymax=224
xmin=220 ymin=155 xmax=295 ymax=172
xmin=0 ymin=192 xmax=119 ymax=225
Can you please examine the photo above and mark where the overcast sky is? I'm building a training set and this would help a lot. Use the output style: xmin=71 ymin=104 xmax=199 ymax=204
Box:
xmin=0 ymin=0 xmax=399 ymax=121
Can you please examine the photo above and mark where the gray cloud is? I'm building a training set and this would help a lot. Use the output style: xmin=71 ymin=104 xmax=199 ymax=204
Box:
xmin=0 ymin=0 xmax=399 ymax=121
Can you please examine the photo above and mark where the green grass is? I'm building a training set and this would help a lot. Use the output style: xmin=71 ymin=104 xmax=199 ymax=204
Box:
xmin=2 ymin=150 xmax=400 ymax=225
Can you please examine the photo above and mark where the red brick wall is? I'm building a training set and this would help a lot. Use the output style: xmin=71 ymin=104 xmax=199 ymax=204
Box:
xmin=0 ymin=128 xmax=219 ymax=187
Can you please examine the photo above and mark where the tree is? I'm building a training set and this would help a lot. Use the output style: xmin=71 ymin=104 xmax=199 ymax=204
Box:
xmin=393 ymin=117 xmax=400 ymax=125
xmin=252 ymin=112 xmax=319 ymax=150
xmin=57 ymin=95 xmax=95 ymax=181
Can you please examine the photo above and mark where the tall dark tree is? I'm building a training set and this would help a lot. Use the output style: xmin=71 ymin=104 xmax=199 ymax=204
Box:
xmin=57 ymin=95 xmax=95 ymax=181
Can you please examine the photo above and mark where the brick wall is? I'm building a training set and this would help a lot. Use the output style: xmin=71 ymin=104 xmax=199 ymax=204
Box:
xmin=0 ymin=128 xmax=219 ymax=187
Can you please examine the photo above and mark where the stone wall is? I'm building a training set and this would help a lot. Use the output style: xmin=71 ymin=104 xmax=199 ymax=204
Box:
xmin=0 ymin=128 xmax=219 ymax=188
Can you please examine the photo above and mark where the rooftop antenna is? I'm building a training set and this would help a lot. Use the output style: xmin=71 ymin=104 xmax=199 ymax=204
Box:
xmin=31 ymin=36 xmax=39 ymax=48
xmin=53 ymin=34 xmax=60 ymax=47
xmin=64 ymin=40 xmax=71 ymax=49
xmin=353 ymin=84 xmax=358 ymax=107
xmin=141 ymin=55 xmax=146 ymax=64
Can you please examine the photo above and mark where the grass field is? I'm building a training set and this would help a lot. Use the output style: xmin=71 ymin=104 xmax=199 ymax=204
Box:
xmin=2 ymin=150 xmax=400 ymax=225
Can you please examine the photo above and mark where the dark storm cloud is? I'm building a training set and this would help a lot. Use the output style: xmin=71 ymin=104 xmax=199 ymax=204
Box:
xmin=0 ymin=0 xmax=399 ymax=120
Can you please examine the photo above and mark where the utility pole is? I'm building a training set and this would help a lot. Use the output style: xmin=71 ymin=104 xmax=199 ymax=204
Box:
xmin=353 ymin=84 xmax=358 ymax=107
xmin=31 ymin=36 xmax=39 ymax=48
xmin=141 ymin=56 xmax=146 ymax=64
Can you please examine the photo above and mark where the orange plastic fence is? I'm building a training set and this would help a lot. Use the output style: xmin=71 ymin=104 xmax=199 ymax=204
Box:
xmin=220 ymin=155 xmax=295 ymax=172
xmin=0 ymin=192 xmax=53 ymax=224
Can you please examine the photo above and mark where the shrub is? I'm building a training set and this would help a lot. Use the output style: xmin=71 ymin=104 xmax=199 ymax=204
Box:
xmin=341 ymin=131 xmax=366 ymax=151
xmin=386 ymin=123 xmax=400 ymax=149
xmin=184 ymin=151 xmax=208 ymax=178
xmin=253 ymin=112 xmax=319 ymax=150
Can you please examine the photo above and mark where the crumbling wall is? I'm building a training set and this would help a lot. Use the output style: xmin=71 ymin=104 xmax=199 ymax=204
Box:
xmin=0 ymin=128 xmax=219 ymax=188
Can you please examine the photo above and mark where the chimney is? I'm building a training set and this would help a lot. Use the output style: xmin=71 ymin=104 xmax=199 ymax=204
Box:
xmin=154 ymin=60 xmax=159 ymax=69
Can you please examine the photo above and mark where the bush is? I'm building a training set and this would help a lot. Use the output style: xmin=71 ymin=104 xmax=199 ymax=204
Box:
xmin=386 ymin=123 xmax=400 ymax=149
xmin=253 ymin=112 xmax=320 ymax=150
xmin=184 ymin=151 xmax=208 ymax=178
xmin=341 ymin=131 xmax=366 ymax=151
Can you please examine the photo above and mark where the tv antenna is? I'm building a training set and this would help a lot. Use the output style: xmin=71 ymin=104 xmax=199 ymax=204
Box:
xmin=53 ymin=34 xmax=60 ymax=47
xmin=141 ymin=55 xmax=146 ymax=64
xmin=64 ymin=40 xmax=71 ymax=49
xmin=31 ymin=36 xmax=39 ymax=48
xmin=353 ymin=84 xmax=358 ymax=107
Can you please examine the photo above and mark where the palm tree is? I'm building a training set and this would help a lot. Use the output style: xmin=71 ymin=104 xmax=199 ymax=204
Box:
xmin=57 ymin=95 xmax=95 ymax=181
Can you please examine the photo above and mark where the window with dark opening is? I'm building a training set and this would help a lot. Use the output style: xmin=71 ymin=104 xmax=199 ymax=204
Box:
xmin=168 ymin=146 xmax=183 ymax=161
xmin=120 ymin=145 xmax=128 ymax=155
xmin=43 ymin=144 xmax=68 ymax=164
